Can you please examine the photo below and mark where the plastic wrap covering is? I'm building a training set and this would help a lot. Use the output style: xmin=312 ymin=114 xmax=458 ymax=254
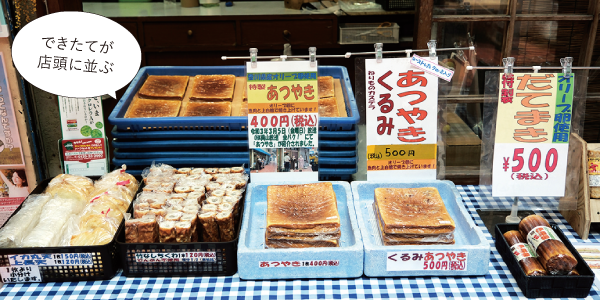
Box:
xmin=519 ymin=215 xmax=577 ymax=275
xmin=266 ymin=182 xmax=340 ymax=249
xmin=216 ymin=210 xmax=235 ymax=241
xmin=175 ymin=221 xmax=192 ymax=242
xmin=180 ymin=213 xmax=198 ymax=242
xmin=159 ymin=220 xmax=176 ymax=243
xmin=44 ymin=174 xmax=94 ymax=202
xmin=71 ymin=227 xmax=114 ymax=246
xmin=137 ymin=218 xmax=158 ymax=243
xmin=503 ymin=230 xmax=547 ymax=276
xmin=199 ymin=212 xmax=219 ymax=242
xmin=21 ymin=197 xmax=84 ymax=247
xmin=96 ymin=166 xmax=139 ymax=197
xmin=0 ymin=194 xmax=52 ymax=248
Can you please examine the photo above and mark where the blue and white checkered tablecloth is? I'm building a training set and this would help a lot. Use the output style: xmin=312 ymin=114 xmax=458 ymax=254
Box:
xmin=1 ymin=185 xmax=599 ymax=300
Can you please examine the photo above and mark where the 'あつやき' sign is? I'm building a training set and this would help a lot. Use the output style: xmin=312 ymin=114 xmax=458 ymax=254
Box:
xmin=365 ymin=57 xmax=439 ymax=181
xmin=492 ymin=73 xmax=573 ymax=197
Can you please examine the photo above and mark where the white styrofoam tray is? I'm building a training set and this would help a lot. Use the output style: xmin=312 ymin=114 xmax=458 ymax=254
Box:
xmin=351 ymin=180 xmax=490 ymax=277
xmin=237 ymin=181 xmax=363 ymax=280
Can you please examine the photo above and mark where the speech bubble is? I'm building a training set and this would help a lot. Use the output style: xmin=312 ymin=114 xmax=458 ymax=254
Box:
xmin=12 ymin=11 xmax=141 ymax=99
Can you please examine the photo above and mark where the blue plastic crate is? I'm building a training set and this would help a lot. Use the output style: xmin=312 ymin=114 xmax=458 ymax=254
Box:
xmin=319 ymin=150 xmax=356 ymax=157
xmin=237 ymin=181 xmax=363 ymax=280
xmin=318 ymin=156 xmax=358 ymax=165
xmin=113 ymin=157 xmax=250 ymax=168
xmin=320 ymin=140 xmax=357 ymax=148
xmin=113 ymin=149 xmax=249 ymax=159
xmin=108 ymin=66 xmax=359 ymax=132
xmin=318 ymin=166 xmax=357 ymax=175
xmin=112 ymin=126 xmax=356 ymax=141
xmin=112 ymin=139 xmax=249 ymax=150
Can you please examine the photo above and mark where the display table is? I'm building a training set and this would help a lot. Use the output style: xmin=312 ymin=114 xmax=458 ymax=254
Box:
xmin=1 ymin=185 xmax=598 ymax=299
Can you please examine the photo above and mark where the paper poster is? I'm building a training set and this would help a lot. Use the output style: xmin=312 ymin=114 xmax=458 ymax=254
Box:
xmin=365 ymin=57 xmax=439 ymax=181
xmin=0 ymin=53 xmax=25 ymax=167
xmin=58 ymin=96 xmax=105 ymax=140
xmin=492 ymin=73 xmax=573 ymax=197
xmin=0 ymin=169 xmax=28 ymax=226
xmin=246 ymin=61 xmax=319 ymax=182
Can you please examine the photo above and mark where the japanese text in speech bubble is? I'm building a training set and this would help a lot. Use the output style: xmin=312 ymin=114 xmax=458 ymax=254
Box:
xmin=12 ymin=11 xmax=141 ymax=99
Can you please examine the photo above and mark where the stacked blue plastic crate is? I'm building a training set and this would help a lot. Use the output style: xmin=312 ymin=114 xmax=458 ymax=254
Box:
xmin=108 ymin=66 xmax=359 ymax=179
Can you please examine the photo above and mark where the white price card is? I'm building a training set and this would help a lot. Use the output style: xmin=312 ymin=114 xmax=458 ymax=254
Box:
xmin=8 ymin=253 xmax=93 ymax=266
xmin=365 ymin=57 xmax=439 ymax=181
xmin=492 ymin=73 xmax=573 ymax=197
xmin=134 ymin=252 xmax=217 ymax=263
xmin=410 ymin=54 xmax=454 ymax=82
xmin=386 ymin=251 xmax=468 ymax=272
xmin=1 ymin=266 xmax=42 ymax=283
xmin=258 ymin=260 xmax=339 ymax=268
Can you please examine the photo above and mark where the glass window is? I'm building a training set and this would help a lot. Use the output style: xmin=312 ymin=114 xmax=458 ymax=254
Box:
xmin=433 ymin=0 xmax=509 ymax=15
xmin=517 ymin=0 xmax=589 ymax=14
xmin=510 ymin=21 xmax=588 ymax=66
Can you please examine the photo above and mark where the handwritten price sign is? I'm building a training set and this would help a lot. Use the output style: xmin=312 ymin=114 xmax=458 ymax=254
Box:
xmin=492 ymin=73 xmax=573 ymax=197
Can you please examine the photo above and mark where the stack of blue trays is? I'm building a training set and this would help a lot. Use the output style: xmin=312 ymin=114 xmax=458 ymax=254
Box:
xmin=108 ymin=66 xmax=360 ymax=179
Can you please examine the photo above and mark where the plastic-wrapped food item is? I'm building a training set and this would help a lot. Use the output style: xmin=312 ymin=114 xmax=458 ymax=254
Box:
xmin=183 ymin=205 xmax=200 ymax=215
xmin=190 ymin=168 xmax=205 ymax=175
xmin=205 ymin=196 xmax=222 ymax=205
xmin=198 ymin=212 xmax=219 ymax=242
xmin=169 ymin=193 xmax=187 ymax=200
xmin=165 ymin=211 xmax=183 ymax=221
xmin=222 ymin=196 xmax=240 ymax=216
xmin=374 ymin=187 xmax=455 ymax=235
xmin=159 ymin=220 xmax=177 ymax=243
xmin=166 ymin=198 xmax=183 ymax=207
xmin=218 ymin=168 xmax=231 ymax=174
xmin=149 ymin=198 xmax=167 ymax=209
xmin=177 ymin=168 xmax=192 ymax=174
xmin=504 ymin=230 xmax=547 ymax=276
xmin=96 ymin=166 xmax=139 ymax=196
xmin=205 ymin=168 xmax=217 ymax=174
xmin=201 ymin=204 xmax=218 ymax=213
xmin=226 ymin=190 xmax=243 ymax=199
xmin=71 ymin=227 xmax=114 ymax=246
xmin=211 ymin=189 xmax=226 ymax=197
xmin=206 ymin=182 xmax=221 ymax=193
xmin=231 ymin=167 xmax=244 ymax=173
xmin=190 ymin=185 xmax=205 ymax=193
xmin=134 ymin=205 xmax=151 ymax=219
xmin=45 ymin=174 xmax=94 ymax=202
xmin=79 ymin=209 xmax=120 ymax=233
xmin=232 ymin=179 xmax=247 ymax=190
xmin=90 ymin=184 xmax=135 ymax=203
xmin=81 ymin=198 xmax=125 ymax=223
xmin=222 ymin=184 xmax=237 ymax=192
xmin=266 ymin=228 xmax=341 ymax=240
xmin=175 ymin=221 xmax=192 ymax=242
xmin=200 ymin=174 xmax=213 ymax=182
xmin=125 ymin=216 xmax=140 ymax=243
xmin=187 ymin=191 xmax=205 ymax=204
xmin=87 ymin=191 xmax=130 ymax=214
xmin=265 ymin=237 xmax=339 ymax=248
xmin=150 ymin=208 xmax=167 ymax=217
xmin=217 ymin=203 xmax=232 ymax=212
xmin=21 ymin=197 xmax=83 ymax=247
xmin=0 ymin=194 xmax=52 ymax=248
xmin=181 ymin=213 xmax=198 ymax=242
xmin=174 ymin=185 xmax=192 ymax=193
xmin=519 ymin=215 xmax=578 ymax=275
xmin=143 ymin=162 xmax=176 ymax=179
xmin=138 ymin=218 xmax=158 ymax=243
xmin=182 ymin=198 xmax=199 ymax=207
xmin=216 ymin=210 xmax=235 ymax=241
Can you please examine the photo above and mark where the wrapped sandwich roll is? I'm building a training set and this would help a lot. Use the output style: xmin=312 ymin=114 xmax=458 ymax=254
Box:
xmin=519 ymin=215 xmax=577 ymax=275
xmin=125 ymin=218 xmax=141 ymax=243
xmin=504 ymin=230 xmax=547 ymax=276
xmin=198 ymin=212 xmax=220 ymax=242
xmin=159 ymin=221 xmax=177 ymax=243
xmin=0 ymin=194 xmax=52 ymax=248
xmin=175 ymin=221 xmax=192 ymax=243
xmin=181 ymin=213 xmax=198 ymax=242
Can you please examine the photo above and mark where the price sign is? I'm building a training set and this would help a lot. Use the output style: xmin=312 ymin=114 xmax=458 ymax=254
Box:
xmin=492 ymin=73 xmax=573 ymax=197
xmin=246 ymin=61 xmax=319 ymax=182
xmin=1 ymin=266 xmax=42 ymax=283
xmin=259 ymin=260 xmax=339 ymax=268
xmin=135 ymin=251 xmax=216 ymax=263
xmin=365 ymin=57 xmax=439 ymax=181
xmin=8 ymin=253 xmax=93 ymax=266
xmin=386 ymin=251 xmax=467 ymax=272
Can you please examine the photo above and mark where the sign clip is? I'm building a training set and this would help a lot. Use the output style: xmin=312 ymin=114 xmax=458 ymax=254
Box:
xmin=427 ymin=40 xmax=437 ymax=58
xmin=250 ymin=48 xmax=258 ymax=68
xmin=561 ymin=57 xmax=573 ymax=78
xmin=375 ymin=43 xmax=383 ymax=63
xmin=309 ymin=47 xmax=317 ymax=67
xmin=502 ymin=57 xmax=515 ymax=74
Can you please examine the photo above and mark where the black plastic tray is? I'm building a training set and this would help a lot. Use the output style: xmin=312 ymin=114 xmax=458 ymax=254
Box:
xmin=0 ymin=177 xmax=129 ymax=283
xmin=495 ymin=223 xmax=594 ymax=298
xmin=116 ymin=177 xmax=245 ymax=277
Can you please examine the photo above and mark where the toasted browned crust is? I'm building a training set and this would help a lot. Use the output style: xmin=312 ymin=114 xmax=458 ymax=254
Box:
xmin=190 ymin=75 xmax=236 ymax=101
xmin=318 ymin=76 xmax=335 ymax=98
xmin=138 ymin=75 xmax=189 ymax=100
xmin=267 ymin=182 xmax=340 ymax=230
xmin=125 ymin=98 xmax=181 ymax=118
xmin=319 ymin=97 xmax=339 ymax=117
xmin=180 ymin=101 xmax=231 ymax=117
